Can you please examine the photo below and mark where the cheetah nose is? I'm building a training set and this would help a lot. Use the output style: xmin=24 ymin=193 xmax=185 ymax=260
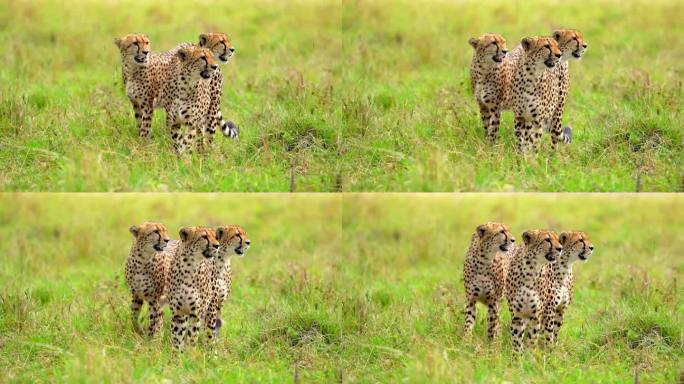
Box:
xmin=582 ymin=44 xmax=588 ymax=48
xmin=211 ymin=64 xmax=218 ymax=70
xmin=502 ymin=50 xmax=508 ymax=54
xmin=142 ymin=50 xmax=150 ymax=55
xmin=588 ymin=245 xmax=594 ymax=250
xmin=213 ymin=243 xmax=219 ymax=249
xmin=555 ymin=53 xmax=562 ymax=58
xmin=229 ymin=47 xmax=235 ymax=53
xmin=555 ymin=246 xmax=563 ymax=252
xmin=510 ymin=238 xmax=515 ymax=242
xmin=245 ymin=240 xmax=251 ymax=246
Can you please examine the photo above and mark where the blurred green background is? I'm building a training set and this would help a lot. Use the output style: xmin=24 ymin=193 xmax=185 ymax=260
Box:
xmin=341 ymin=194 xmax=684 ymax=382
xmin=0 ymin=0 xmax=342 ymax=191
xmin=0 ymin=193 xmax=682 ymax=382
xmin=340 ymin=0 xmax=684 ymax=191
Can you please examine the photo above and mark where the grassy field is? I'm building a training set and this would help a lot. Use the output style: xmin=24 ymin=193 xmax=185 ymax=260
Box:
xmin=0 ymin=194 xmax=344 ymax=382
xmin=340 ymin=194 xmax=684 ymax=382
xmin=340 ymin=0 xmax=683 ymax=191
xmin=0 ymin=0 xmax=682 ymax=192
xmin=1 ymin=194 xmax=682 ymax=382
xmin=0 ymin=0 xmax=342 ymax=192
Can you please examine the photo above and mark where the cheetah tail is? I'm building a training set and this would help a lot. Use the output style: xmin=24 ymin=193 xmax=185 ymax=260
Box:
xmin=218 ymin=112 xmax=239 ymax=140
xmin=562 ymin=125 xmax=573 ymax=144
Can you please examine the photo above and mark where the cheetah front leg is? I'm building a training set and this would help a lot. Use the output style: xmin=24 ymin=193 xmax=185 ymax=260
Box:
xmin=550 ymin=308 xmax=565 ymax=343
xmin=171 ymin=313 xmax=187 ymax=350
xmin=138 ymin=100 xmax=154 ymax=139
xmin=549 ymin=107 xmax=566 ymax=150
xmin=147 ymin=299 xmax=164 ymax=338
xmin=525 ymin=312 xmax=541 ymax=347
xmin=204 ymin=299 xmax=220 ymax=341
xmin=486 ymin=300 xmax=501 ymax=340
xmin=185 ymin=313 xmax=201 ymax=346
xmin=130 ymin=297 xmax=143 ymax=334
xmin=167 ymin=112 xmax=183 ymax=153
xmin=177 ymin=117 xmax=204 ymax=155
xmin=510 ymin=315 xmax=526 ymax=352
xmin=464 ymin=296 xmax=477 ymax=336
xmin=514 ymin=117 xmax=529 ymax=152
xmin=478 ymin=104 xmax=497 ymax=142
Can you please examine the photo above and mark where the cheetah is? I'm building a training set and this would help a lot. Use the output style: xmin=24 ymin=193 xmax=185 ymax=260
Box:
xmin=124 ymin=222 xmax=171 ymax=337
xmin=547 ymin=29 xmax=589 ymax=147
xmin=204 ymin=225 xmax=251 ymax=341
xmin=165 ymin=226 xmax=220 ymax=349
xmin=508 ymin=36 xmax=563 ymax=152
xmin=155 ymin=45 xmax=220 ymax=154
xmin=463 ymin=222 xmax=515 ymax=339
xmin=468 ymin=34 xmax=511 ymax=142
xmin=174 ymin=33 xmax=239 ymax=147
xmin=539 ymin=231 xmax=594 ymax=344
xmin=504 ymin=229 xmax=562 ymax=351
xmin=114 ymin=34 xmax=174 ymax=139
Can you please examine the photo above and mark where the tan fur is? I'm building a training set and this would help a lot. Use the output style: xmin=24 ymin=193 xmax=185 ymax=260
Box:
xmin=539 ymin=231 xmax=593 ymax=344
xmin=114 ymin=35 xmax=218 ymax=153
xmin=165 ymin=226 xmax=220 ymax=349
xmin=504 ymin=229 xmax=563 ymax=351
xmin=469 ymin=34 xmax=511 ymax=142
xmin=173 ymin=32 xmax=239 ymax=148
xmin=463 ymin=222 xmax=515 ymax=339
xmin=124 ymin=222 xmax=171 ymax=337
xmin=204 ymin=225 xmax=250 ymax=341
xmin=546 ymin=29 xmax=589 ymax=147
xmin=508 ymin=36 xmax=563 ymax=152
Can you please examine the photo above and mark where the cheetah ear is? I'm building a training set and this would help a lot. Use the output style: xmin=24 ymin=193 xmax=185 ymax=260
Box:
xmin=476 ymin=224 xmax=487 ymax=238
xmin=216 ymin=226 xmax=224 ymax=239
xmin=179 ymin=227 xmax=191 ymax=241
xmin=521 ymin=37 xmax=533 ymax=51
xmin=552 ymin=30 xmax=562 ymax=42
xmin=129 ymin=225 xmax=140 ymax=237
xmin=468 ymin=37 xmax=479 ymax=49
xmin=199 ymin=33 xmax=208 ymax=47
xmin=522 ymin=231 xmax=533 ymax=245
xmin=559 ymin=232 xmax=569 ymax=246
xmin=114 ymin=37 xmax=123 ymax=48
xmin=176 ymin=48 xmax=189 ymax=61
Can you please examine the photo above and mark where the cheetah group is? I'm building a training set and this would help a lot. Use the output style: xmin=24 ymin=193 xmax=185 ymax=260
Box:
xmin=463 ymin=222 xmax=594 ymax=352
xmin=469 ymin=29 xmax=588 ymax=152
xmin=114 ymin=32 xmax=239 ymax=154
xmin=125 ymin=222 xmax=250 ymax=350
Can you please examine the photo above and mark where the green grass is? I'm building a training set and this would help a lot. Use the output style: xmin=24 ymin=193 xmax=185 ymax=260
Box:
xmin=1 ymin=194 xmax=682 ymax=382
xmin=1 ymin=0 xmax=682 ymax=191
xmin=339 ymin=0 xmax=684 ymax=191
xmin=0 ymin=0 xmax=342 ymax=192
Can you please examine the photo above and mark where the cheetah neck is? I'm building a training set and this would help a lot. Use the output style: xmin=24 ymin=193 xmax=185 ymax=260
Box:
xmin=129 ymin=243 xmax=155 ymax=263
xmin=519 ymin=56 xmax=547 ymax=85
xmin=175 ymin=67 xmax=205 ymax=99
xmin=549 ymin=258 xmax=573 ymax=285
xmin=518 ymin=247 xmax=546 ymax=276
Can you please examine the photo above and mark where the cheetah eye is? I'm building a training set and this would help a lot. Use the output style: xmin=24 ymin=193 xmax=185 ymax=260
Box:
xmin=202 ymin=234 xmax=208 ymax=240
xmin=545 ymin=44 xmax=550 ymax=48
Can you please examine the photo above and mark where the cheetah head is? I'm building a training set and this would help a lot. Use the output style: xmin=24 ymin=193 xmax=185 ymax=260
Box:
xmin=521 ymin=36 xmax=562 ymax=70
xmin=129 ymin=222 xmax=171 ymax=254
xmin=199 ymin=32 xmax=235 ymax=64
xmin=552 ymin=29 xmax=588 ymax=61
xmin=114 ymin=34 xmax=151 ymax=66
xmin=522 ymin=229 xmax=562 ymax=263
xmin=559 ymin=231 xmax=594 ymax=263
xmin=469 ymin=33 xmax=508 ymax=65
xmin=475 ymin=222 xmax=515 ymax=258
xmin=176 ymin=46 xmax=219 ymax=80
xmin=216 ymin=225 xmax=250 ymax=260
xmin=179 ymin=226 xmax=220 ymax=259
